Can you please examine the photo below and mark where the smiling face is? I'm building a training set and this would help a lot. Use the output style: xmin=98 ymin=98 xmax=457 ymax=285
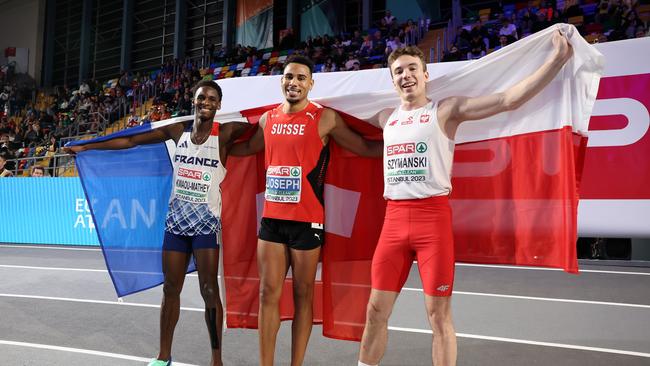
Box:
xmin=193 ymin=86 xmax=221 ymax=121
xmin=281 ymin=62 xmax=313 ymax=105
xmin=390 ymin=54 xmax=429 ymax=103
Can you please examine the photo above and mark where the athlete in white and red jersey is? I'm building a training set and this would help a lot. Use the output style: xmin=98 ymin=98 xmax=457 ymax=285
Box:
xmin=67 ymin=80 xmax=250 ymax=366
xmin=231 ymin=55 xmax=382 ymax=366
xmin=358 ymin=33 xmax=573 ymax=366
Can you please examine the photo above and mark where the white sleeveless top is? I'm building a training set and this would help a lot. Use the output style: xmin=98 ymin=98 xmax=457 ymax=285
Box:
xmin=382 ymin=101 xmax=455 ymax=200
xmin=165 ymin=122 xmax=226 ymax=235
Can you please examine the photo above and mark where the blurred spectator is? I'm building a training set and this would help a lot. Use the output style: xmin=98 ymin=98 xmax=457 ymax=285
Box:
xmin=387 ymin=36 xmax=405 ymax=53
xmin=79 ymin=80 xmax=91 ymax=95
xmin=0 ymin=152 xmax=13 ymax=177
xmin=30 ymin=166 xmax=45 ymax=177
xmin=499 ymin=17 xmax=519 ymax=42
xmin=467 ymin=44 xmax=486 ymax=60
xmin=442 ymin=45 xmax=462 ymax=62
xmin=469 ymin=32 xmax=487 ymax=56
xmin=270 ymin=64 xmax=284 ymax=75
xmin=532 ymin=10 xmax=552 ymax=33
xmin=177 ymin=93 xmax=192 ymax=116
xmin=359 ymin=35 xmax=374 ymax=56
xmin=127 ymin=110 xmax=141 ymax=128
xmin=345 ymin=54 xmax=361 ymax=71
xmin=383 ymin=10 xmax=396 ymax=29
xmin=493 ymin=35 xmax=510 ymax=51
xmin=279 ymin=28 xmax=297 ymax=50
xmin=320 ymin=58 xmax=337 ymax=72
xmin=24 ymin=122 xmax=44 ymax=147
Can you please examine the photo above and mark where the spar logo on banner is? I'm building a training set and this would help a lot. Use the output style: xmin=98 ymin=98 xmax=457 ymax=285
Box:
xmin=450 ymin=73 xmax=650 ymax=185
xmin=581 ymin=73 xmax=650 ymax=200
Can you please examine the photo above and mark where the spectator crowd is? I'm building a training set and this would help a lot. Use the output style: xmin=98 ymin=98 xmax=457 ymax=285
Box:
xmin=1 ymin=1 xmax=648 ymax=177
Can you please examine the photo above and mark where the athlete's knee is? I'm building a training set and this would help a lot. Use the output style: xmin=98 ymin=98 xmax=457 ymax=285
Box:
xmin=259 ymin=281 xmax=282 ymax=306
xmin=292 ymin=280 xmax=314 ymax=302
xmin=365 ymin=300 xmax=391 ymax=326
xmin=426 ymin=301 xmax=453 ymax=334
xmin=200 ymin=280 xmax=220 ymax=305
xmin=162 ymin=278 xmax=183 ymax=298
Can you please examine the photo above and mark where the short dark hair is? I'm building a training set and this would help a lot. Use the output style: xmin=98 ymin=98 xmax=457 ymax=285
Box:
xmin=284 ymin=55 xmax=314 ymax=75
xmin=387 ymin=46 xmax=428 ymax=76
xmin=192 ymin=80 xmax=223 ymax=101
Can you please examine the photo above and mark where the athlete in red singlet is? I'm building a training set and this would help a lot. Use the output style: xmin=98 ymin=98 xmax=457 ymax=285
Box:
xmin=357 ymin=33 xmax=573 ymax=366
xmin=231 ymin=55 xmax=382 ymax=366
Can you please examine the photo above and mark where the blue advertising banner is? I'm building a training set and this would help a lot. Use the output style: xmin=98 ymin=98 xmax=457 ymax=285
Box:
xmin=0 ymin=177 xmax=100 ymax=246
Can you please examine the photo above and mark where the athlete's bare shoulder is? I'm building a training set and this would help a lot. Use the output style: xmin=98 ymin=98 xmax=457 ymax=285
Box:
xmin=259 ymin=111 xmax=269 ymax=129
xmin=376 ymin=107 xmax=396 ymax=129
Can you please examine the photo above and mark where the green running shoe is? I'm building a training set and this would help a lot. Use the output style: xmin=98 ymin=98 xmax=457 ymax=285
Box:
xmin=147 ymin=358 xmax=171 ymax=366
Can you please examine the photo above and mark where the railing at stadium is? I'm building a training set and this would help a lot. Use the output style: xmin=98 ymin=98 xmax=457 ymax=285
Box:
xmin=6 ymin=153 xmax=75 ymax=177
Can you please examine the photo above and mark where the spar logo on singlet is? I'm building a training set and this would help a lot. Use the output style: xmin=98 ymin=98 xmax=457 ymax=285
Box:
xmin=265 ymin=166 xmax=302 ymax=203
xmin=175 ymin=169 xmax=212 ymax=203
xmin=386 ymin=142 xmax=429 ymax=183
xmin=387 ymin=143 xmax=415 ymax=156
xmin=179 ymin=167 xmax=202 ymax=180
xmin=416 ymin=142 xmax=427 ymax=153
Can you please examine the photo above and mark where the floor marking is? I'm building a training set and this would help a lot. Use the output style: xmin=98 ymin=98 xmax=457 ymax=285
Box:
xmin=0 ymin=339 xmax=198 ymax=365
xmin=453 ymin=262 xmax=650 ymax=276
xmin=401 ymin=288 xmax=650 ymax=309
xmin=0 ymin=244 xmax=101 ymax=251
xmin=387 ymin=327 xmax=650 ymax=358
xmin=2 ymin=293 xmax=648 ymax=358
xmin=0 ymin=293 xmax=203 ymax=312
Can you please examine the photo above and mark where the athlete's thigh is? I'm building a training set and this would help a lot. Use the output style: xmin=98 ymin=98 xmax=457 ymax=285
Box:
xmin=413 ymin=211 xmax=454 ymax=296
xmin=193 ymin=248 xmax=220 ymax=283
xmin=288 ymin=246 xmax=321 ymax=286
xmin=371 ymin=214 xmax=413 ymax=293
xmin=257 ymin=239 xmax=290 ymax=287
xmin=162 ymin=249 xmax=192 ymax=291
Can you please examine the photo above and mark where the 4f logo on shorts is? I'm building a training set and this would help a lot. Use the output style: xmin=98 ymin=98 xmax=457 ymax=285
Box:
xmin=436 ymin=284 xmax=450 ymax=292
xmin=420 ymin=114 xmax=430 ymax=123
xmin=416 ymin=142 xmax=427 ymax=153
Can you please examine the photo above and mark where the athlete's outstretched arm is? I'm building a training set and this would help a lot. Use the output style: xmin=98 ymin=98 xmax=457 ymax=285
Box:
xmin=324 ymin=109 xmax=383 ymax=157
xmin=228 ymin=113 xmax=266 ymax=156
xmin=64 ymin=123 xmax=185 ymax=154
xmin=364 ymin=107 xmax=395 ymax=129
xmin=221 ymin=122 xmax=254 ymax=147
xmin=438 ymin=30 xmax=573 ymax=139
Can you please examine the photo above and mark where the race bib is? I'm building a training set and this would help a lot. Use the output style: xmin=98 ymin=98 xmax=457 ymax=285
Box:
xmin=265 ymin=165 xmax=302 ymax=203
xmin=385 ymin=142 xmax=430 ymax=184
xmin=173 ymin=167 xmax=213 ymax=203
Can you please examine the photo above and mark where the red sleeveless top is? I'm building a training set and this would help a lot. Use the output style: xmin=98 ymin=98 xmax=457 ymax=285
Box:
xmin=262 ymin=102 xmax=329 ymax=224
